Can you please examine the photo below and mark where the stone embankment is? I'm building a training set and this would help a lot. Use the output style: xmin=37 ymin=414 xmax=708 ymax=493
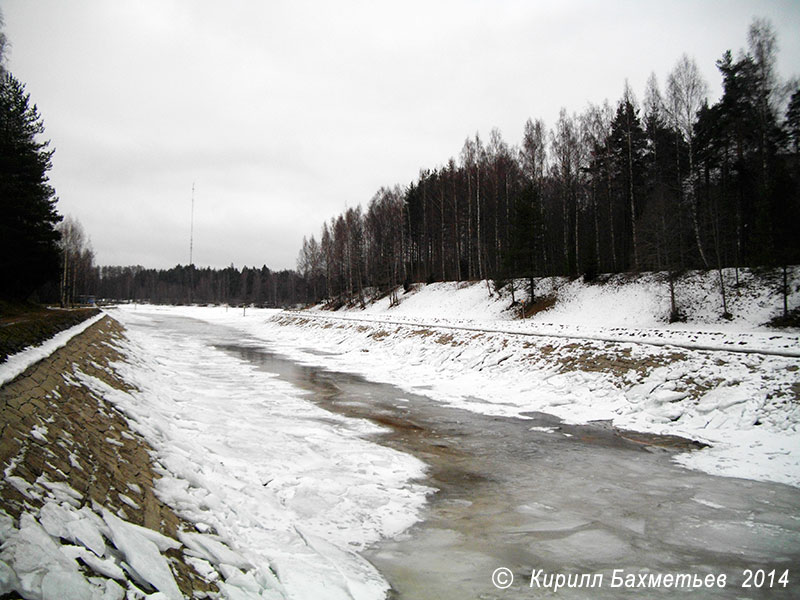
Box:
xmin=0 ymin=305 xmax=101 ymax=362
xmin=0 ymin=315 xmax=216 ymax=598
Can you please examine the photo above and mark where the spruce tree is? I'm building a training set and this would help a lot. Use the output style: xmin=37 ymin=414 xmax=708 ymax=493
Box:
xmin=0 ymin=72 xmax=62 ymax=299
xmin=785 ymin=88 xmax=800 ymax=154
xmin=608 ymin=96 xmax=647 ymax=270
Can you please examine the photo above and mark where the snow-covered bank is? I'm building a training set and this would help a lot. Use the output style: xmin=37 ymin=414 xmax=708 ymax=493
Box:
xmin=343 ymin=267 xmax=800 ymax=331
xmin=307 ymin=268 xmax=800 ymax=356
xmin=2 ymin=316 xmax=208 ymax=600
xmin=1 ymin=309 xmax=430 ymax=599
xmin=128 ymin=282 xmax=800 ymax=488
xmin=0 ymin=312 xmax=105 ymax=386
xmin=105 ymin=308 xmax=431 ymax=600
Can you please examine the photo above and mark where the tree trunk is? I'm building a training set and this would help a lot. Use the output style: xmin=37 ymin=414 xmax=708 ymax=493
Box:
xmin=440 ymin=186 xmax=446 ymax=281
xmin=562 ymin=188 xmax=569 ymax=274
xmin=606 ymin=157 xmax=617 ymax=271
xmin=477 ymin=165 xmax=483 ymax=280
xmin=668 ymin=273 xmax=678 ymax=321
xmin=688 ymin=140 xmax=709 ymax=267
xmin=783 ymin=264 xmax=789 ymax=319
xmin=467 ymin=170 xmax=473 ymax=279
xmin=718 ymin=267 xmax=729 ymax=318
xmin=574 ymin=192 xmax=580 ymax=274
xmin=452 ymin=175 xmax=461 ymax=281
xmin=593 ymin=182 xmax=600 ymax=270
xmin=627 ymin=128 xmax=639 ymax=270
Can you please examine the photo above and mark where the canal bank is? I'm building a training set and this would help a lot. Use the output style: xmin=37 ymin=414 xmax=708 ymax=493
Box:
xmin=0 ymin=315 xmax=218 ymax=598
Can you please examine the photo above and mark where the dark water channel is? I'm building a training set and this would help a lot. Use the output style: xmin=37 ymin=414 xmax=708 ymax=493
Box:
xmin=149 ymin=315 xmax=800 ymax=599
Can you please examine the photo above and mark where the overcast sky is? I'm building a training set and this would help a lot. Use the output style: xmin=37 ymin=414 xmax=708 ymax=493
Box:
xmin=4 ymin=1 xmax=799 ymax=270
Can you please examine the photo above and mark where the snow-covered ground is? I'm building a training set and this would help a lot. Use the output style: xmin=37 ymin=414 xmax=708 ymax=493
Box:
xmin=352 ymin=267 xmax=799 ymax=331
xmin=319 ymin=268 xmax=800 ymax=355
xmin=126 ymin=267 xmax=799 ymax=490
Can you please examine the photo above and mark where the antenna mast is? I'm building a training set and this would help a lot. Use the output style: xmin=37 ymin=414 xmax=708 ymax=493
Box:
xmin=189 ymin=182 xmax=195 ymax=267
xmin=189 ymin=182 xmax=195 ymax=303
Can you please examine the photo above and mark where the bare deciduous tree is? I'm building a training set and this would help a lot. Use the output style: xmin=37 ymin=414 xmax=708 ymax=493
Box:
xmin=667 ymin=53 xmax=709 ymax=267
xmin=57 ymin=216 xmax=95 ymax=306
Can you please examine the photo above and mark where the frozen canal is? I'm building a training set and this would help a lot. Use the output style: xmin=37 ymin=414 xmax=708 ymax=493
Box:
xmin=123 ymin=311 xmax=800 ymax=599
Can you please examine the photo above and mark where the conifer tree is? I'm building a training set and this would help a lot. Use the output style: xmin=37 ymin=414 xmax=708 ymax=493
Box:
xmin=0 ymin=72 xmax=62 ymax=298
xmin=786 ymin=89 xmax=800 ymax=153
xmin=608 ymin=90 xmax=647 ymax=270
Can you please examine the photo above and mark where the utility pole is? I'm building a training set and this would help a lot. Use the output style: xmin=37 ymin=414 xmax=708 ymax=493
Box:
xmin=189 ymin=182 xmax=195 ymax=304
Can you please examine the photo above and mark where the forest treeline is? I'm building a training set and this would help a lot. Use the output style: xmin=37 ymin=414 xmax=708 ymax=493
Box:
xmin=5 ymin=17 xmax=799 ymax=310
xmin=294 ymin=18 xmax=800 ymax=310
xmin=92 ymin=264 xmax=304 ymax=307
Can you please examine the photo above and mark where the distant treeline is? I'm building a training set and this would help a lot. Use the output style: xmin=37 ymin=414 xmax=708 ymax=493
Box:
xmin=93 ymin=265 xmax=305 ymax=306
xmin=295 ymin=18 xmax=800 ymax=307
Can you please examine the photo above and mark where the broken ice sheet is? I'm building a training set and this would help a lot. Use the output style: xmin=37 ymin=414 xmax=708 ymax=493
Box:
xmin=102 ymin=509 xmax=182 ymax=600
xmin=0 ymin=513 xmax=97 ymax=599
xmin=59 ymin=545 xmax=125 ymax=581
xmin=179 ymin=531 xmax=253 ymax=571
xmin=39 ymin=477 xmax=83 ymax=507
xmin=38 ymin=502 xmax=107 ymax=558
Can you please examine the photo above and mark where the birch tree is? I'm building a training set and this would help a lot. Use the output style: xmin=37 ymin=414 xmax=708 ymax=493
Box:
xmin=667 ymin=54 xmax=709 ymax=267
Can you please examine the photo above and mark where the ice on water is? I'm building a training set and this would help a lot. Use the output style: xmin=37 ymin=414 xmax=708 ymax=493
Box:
xmin=101 ymin=308 xmax=430 ymax=598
